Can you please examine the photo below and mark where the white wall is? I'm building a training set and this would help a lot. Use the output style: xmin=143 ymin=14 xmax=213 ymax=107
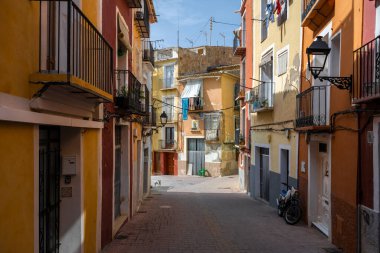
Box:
xmin=60 ymin=127 xmax=82 ymax=253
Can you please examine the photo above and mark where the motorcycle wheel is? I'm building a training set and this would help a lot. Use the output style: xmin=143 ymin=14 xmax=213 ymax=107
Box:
xmin=284 ymin=205 xmax=302 ymax=225
xmin=277 ymin=206 xmax=283 ymax=217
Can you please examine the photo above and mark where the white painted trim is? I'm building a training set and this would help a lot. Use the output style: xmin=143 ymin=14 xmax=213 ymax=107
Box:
xmin=252 ymin=143 xmax=271 ymax=166
xmin=279 ymin=144 xmax=291 ymax=177
xmin=183 ymin=136 xmax=204 ymax=161
xmin=276 ymin=44 xmax=290 ymax=76
xmin=307 ymin=134 xmax=332 ymax=241
xmin=34 ymin=126 xmax=39 ymax=253
xmin=0 ymin=93 xmax=103 ymax=129
xmin=80 ymin=130 xmax=84 ymax=253
xmin=373 ymin=117 xmax=380 ymax=212
xmin=260 ymin=43 xmax=275 ymax=58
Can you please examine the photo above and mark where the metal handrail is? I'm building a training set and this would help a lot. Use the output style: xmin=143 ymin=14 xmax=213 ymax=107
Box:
xmin=296 ymin=85 xmax=327 ymax=128
xmin=38 ymin=0 xmax=113 ymax=94
xmin=353 ymin=35 xmax=380 ymax=102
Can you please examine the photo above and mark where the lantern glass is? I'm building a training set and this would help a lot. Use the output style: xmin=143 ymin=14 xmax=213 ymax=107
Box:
xmin=306 ymin=36 xmax=331 ymax=79
xmin=160 ymin=111 xmax=168 ymax=126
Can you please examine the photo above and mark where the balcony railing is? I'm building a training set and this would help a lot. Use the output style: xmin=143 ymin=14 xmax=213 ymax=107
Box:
xmin=135 ymin=0 xmax=150 ymax=38
xmin=142 ymin=41 xmax=154 ymax=66
xmin=205 ymin=129 xmax=220 ymax=141
xmin=296 ymin=86 xmax=328 ymax=128
xmin=233 ymin=36 xmax=246 ymax=56
xmin=115 ymin=70 xmax=146 ymax=115
xmin=353 ymin=35 xmax=380 ymax=103
xmin=34 ymin=0 xmax=113 ymax=101
xmin=159 ymin=139 xmax=177 ymax=150
xmin=159 ymin=78 xmax=176 ymax=90
xmin=251 ymin=82 xmax=274 ymax=112
xmin=144 ymin=105 xmax=156 ymax=126
xmin=162 ymin=111 xmax=176 ymax=122
xmin=125 ymin=0 xmax=142 ymax=8
xmin=188 ymin=97 xmax=203 ymax=111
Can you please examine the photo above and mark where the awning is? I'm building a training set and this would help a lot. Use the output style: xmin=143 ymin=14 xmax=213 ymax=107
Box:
xmin=260 ymin=50 xmax=273 ymax=67
xmin=181 ymin=80 xmax=202 ymax=98
xmin=118 ymin=15 xmax=132 ymax=52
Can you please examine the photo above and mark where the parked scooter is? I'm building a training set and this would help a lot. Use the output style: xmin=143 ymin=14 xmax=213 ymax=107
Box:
xmin=276 ymin=183 xmax=302 ymax=225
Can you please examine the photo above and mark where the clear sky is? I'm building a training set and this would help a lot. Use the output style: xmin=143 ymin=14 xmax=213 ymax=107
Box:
xmin=151 ymin=0 xmax=241 ymax=49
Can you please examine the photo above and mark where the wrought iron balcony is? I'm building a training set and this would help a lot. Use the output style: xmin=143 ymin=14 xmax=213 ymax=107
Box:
xmin=234 ymin=116 xmax=240 ymax=146
xmin=353 ymin=35 xmax=380 ymax=103
xmin=251 ymin=82 xmax=274 ymax=112
xmin=115 ymin=70 xmax=146 ymax=115
xmin=159 ymin=139 xmax=177 ymax=150
xmin=233 ymin=35 xmax=246 ymax=56
xmin=31 ymin=0 xmax=113 ymax=102
xmin=301 ymin=0 xmax=334 ymax=30
xmin=125 ymin=0 xmax=142 ymax=8
xmin=144 ymin=105 xmax=157 ymax=126
xmin=163 ymin=112 xmax=176 ymax=123
xmin=159 ymin=78 xmax=177 ymax=90
xmin=296 ymin=85 xmax=328 ymax=129
xmin=188 ymin=97 xmax=203 ymax=111
xmin=135 ymin=0 xmax=150 ymax=38
xmin=142 ymin=41 xmax=154 ymax=66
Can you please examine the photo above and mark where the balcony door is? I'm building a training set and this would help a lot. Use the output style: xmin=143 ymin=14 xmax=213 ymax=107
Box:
xmin=164 ymin=97 xmax=174 ymax=122
xmin=164 ymin=64 xmax=174 ymax=88
xmin=165 ymin=127 xmax=174 ymax=148
xmin=187 ymin=138 xmax=205 ymax=175
xmin=260 ymin=50 xmax=273 ymax=107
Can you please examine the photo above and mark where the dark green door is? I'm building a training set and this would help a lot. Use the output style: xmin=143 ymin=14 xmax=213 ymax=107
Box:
xmin=39 ymin=126 xmax=60 ymax=253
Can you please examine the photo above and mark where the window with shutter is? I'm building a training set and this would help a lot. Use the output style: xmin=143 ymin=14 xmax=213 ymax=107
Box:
xmin=277 ymin=49 xmax=288 ymax=76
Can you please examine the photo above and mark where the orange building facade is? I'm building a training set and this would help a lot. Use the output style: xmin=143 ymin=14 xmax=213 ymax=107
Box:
xmin=235 ymin=0 xmax=254 ymax=191
xmin=297 ymin=1 xmax=365 ymax=252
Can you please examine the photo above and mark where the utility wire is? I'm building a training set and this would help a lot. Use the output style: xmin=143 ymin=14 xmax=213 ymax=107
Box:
xmin=212 ymin=20 xmax=240 ymax=26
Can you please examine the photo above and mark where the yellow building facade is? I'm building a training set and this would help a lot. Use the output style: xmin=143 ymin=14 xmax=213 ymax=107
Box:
xmin=152 ymin=48 xmax=181 ymax=175
xmin=177 ymin=66 xmax=240 ymax=176
xmin=0 ymin=1 xmax=110 ymax=252
xmin=249 ymin=0 xmax=301 ymax=206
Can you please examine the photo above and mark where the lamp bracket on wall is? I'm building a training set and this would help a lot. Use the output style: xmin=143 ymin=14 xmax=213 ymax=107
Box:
xmin=317 ymin=75 xmax=352 ymax=90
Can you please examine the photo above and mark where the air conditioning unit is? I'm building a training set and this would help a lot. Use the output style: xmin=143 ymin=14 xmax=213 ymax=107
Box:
xmin=191 ymin=120 xmax=199 ymax=130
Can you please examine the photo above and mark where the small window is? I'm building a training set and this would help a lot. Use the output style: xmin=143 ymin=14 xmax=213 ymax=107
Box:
xmin=277 ymin=49 xmax=288 ymax=76
xmin=319 ymin=143 xmax=327 ymax=153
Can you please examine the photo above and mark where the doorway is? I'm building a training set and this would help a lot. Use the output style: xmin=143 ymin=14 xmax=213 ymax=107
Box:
xmin=143 ymin=148 xmax=149 ymax=194
xmin=310 ymin=141 xmax=330 ymax=236
xmin=187 ymin=138 xmax=205 ymax=175
xmin=39 ymin=126 xmax=60 ymax=253
xmin=280 ymin=149 xmax=290 ymax=192
xmin=259 ymin=147 xmax=270 ymax=201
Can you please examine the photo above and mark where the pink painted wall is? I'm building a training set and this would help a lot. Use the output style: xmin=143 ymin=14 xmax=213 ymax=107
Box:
xmin=362 ymin=0 xmax=376 ymax=44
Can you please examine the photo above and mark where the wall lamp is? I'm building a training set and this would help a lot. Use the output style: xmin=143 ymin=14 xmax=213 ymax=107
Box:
xmin=143 ymin=111 xmax=168 ymax=137
xmin=306 ymin=36 xmax=352 ymax=90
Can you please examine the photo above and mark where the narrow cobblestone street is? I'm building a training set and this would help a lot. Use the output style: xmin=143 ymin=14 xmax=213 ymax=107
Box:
xmin=103 ymin=176 xmax=336 ymax=253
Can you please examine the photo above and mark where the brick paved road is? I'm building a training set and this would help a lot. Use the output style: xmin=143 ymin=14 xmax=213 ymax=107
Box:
xmin=103 ymin=176 xmax=336 ymax=253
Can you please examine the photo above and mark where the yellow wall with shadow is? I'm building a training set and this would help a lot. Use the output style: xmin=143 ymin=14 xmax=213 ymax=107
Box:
xmin=0 ymin=122 xmax=35 ymax=252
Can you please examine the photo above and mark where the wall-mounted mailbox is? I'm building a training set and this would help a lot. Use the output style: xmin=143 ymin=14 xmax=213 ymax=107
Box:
xmin=62 ymin=156 xmax=77 ymax=175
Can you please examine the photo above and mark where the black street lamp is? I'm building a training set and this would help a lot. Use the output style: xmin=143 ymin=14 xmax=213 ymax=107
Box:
xmin=306 ymin=36 xmax=352 ymax=90
xmin=143 ymin=110 xmax=168 ymax=137
xmin=160 ymin=111 xmax=168 ymax=127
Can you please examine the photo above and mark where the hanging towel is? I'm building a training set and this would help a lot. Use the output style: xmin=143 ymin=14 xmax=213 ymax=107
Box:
xmin=274 ymin=0 xmax=282 ymax=15
xmin=266 ymin=3 xmax=275 ymax=24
